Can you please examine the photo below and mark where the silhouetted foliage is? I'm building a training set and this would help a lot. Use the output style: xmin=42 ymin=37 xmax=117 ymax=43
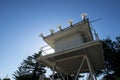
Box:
xmin=13 ymin=51 xmax=46 ymax=80
xmin=102 ymin=36 xmax=120 ymax=80
xmin=3 ymin=78 xmax=10 ymax=80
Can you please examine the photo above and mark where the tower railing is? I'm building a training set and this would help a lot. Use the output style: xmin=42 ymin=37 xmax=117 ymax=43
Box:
xmin=40 ymin=45 xmax=55 ymax=56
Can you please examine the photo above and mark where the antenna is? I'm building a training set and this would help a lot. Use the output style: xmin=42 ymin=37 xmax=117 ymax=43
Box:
xmin=68 ymin=20 xmax=73 ymax=26
xmin=81 ymin=13 xmax=87 ymax=20
xmin=50 ymin=29 xmax=54 ymax=34
xmin=57 ymin=25 xmax=62 ymax=31
xmin=90 ymin=18 xmax=102 ymax=23
xmin=39 ymin=33 xmax=44 ymax=38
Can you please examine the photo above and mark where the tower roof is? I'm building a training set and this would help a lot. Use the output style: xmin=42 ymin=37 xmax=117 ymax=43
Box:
xmin=43 ymin=19 xmax=93 ymax=48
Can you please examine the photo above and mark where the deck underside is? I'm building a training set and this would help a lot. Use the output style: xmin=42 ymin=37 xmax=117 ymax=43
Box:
xmin=37 ymin=40 xmax=104 ymax=75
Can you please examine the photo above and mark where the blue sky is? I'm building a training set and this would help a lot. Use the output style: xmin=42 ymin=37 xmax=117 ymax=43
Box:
xmin=0 ymin=0 xmax=120 ymax=79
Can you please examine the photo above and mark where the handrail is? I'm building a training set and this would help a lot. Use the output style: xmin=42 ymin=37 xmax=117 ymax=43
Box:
xmin=40 ymin=45 xmax=55 ymax=56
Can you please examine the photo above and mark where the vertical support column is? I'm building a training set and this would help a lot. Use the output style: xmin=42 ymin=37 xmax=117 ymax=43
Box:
xmin=67 ymin=75 xmax=68 ymax=80
xmin=39 ymin=73 xmax=44 ymax=80
xmin=75 ymin=56 xmax=85 ymax=80
xmin=52 ymin=64 xmax=55 ymax=80
xmin=85 ymin=56 xmax=97 ymax=80
xmin=55 ymin=65 xmax=65 ymax=80
xmin=39 ymin=74 xmax=41 ymax=80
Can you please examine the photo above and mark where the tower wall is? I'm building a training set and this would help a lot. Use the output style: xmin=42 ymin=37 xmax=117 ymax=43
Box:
xmin=54 ymin=33 xmax=84 ymax=52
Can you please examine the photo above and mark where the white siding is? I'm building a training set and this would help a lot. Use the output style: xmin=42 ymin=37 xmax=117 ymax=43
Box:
xmin=54 ymin=33 xmax=84 ymax=52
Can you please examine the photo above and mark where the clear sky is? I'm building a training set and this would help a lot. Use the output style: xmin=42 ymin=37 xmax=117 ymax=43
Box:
xmin=0 ymin=0 xmax=120 ymax=79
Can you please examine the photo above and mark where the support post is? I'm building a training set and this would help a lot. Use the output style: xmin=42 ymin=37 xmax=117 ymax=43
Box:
xmin=75 ymin=56 xmax=85 ymax=80
xmin=52 ymin=64 xmax=55 ymax=80
xmin=55 ymin=65 xmax=65 ymax=80
xmin=85 ymin=56 xmax=97 ymax=80
xmin=67 ymin=75 xmax=68 ymax=80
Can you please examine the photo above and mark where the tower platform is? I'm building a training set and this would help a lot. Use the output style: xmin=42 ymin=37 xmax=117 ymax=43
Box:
xmin=37 ymin=40 xmax=104 ymax=75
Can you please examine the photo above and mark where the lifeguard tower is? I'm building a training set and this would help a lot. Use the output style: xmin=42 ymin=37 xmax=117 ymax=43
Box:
xmin=37 ymin=14 xmax=104 ymax=80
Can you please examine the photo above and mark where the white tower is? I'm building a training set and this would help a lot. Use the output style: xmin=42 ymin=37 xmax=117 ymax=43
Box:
xmin=37 ymin=16 xmax=104 ymax=80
